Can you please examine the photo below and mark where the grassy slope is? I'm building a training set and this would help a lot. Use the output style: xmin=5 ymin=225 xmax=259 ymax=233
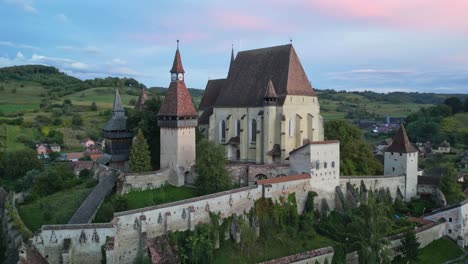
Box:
xmin=0 ymin=82 xmax=46 ymax=113
xmin=18 ymin=184 xmax=93 ymax=231
xmin=393 ymin=237 xmax=464 ymax=264
xmin=214 ymin=232 xmax=334 ymax=263
xmin=125 ymin=185 xmax=197 ymax=210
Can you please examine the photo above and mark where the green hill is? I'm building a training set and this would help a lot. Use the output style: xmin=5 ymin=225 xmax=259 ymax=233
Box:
xmin=0 ymin=64 xmax=466 ymax=152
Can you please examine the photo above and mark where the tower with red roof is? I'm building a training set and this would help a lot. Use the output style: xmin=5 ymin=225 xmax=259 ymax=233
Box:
xmin=157 ymin=41 xmax=198 ymax=186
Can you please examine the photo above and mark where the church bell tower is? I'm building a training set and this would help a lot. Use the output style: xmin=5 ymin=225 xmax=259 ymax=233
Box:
xmin=157 ymin=41 xmax=198 ymax=186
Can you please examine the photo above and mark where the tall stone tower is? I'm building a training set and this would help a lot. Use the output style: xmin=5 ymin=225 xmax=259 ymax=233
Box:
xmin=102 ymin=89 xmax=133 ymax=171
xmin=157 ymin=41 xmax=198 ymax=186
xmin=384 ymin=124 xmax=418 ymax=200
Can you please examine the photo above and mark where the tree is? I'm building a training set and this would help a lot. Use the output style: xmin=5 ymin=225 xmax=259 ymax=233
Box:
xmin=444 ymin=97 xmax=463 ymax=114
xmin=464 ymin=98 xmax=468 ymax=112
xmin=325 ymin=120 xmax=383 ymax=175
xmin=90 ymin=101 xmax=98 ymax=111
xmin=440 ymin=163 xmax=464 ymax=204
xmin=129 ymin=129 xmax=152 ymax=172
xmin=195 ymin=139 xmax=231 ymax=194
xmin=400 ymin=229 xmax=420 ymax=260
xmin=71 ymin=114 xmax=82 ymax=127
xmin=0 ymin=149 xmax=43 ymax=182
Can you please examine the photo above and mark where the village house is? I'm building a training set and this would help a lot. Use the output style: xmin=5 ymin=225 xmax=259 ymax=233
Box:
xmin=433 ymin=140 xmax=451 ymax=154
xmin=80 ymin=138 xmax=95 ymax=148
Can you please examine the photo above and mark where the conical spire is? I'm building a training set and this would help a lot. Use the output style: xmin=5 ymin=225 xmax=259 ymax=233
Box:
xmin=170 ymin=40 xmax=185 ymax=74
xmin=134 ymin=87 xmax=147 ymax=111
xmin=113 ymin=88 xmax=124 ymax=113
xmin=386 ymin=124 xmax=417 ymax=153
xmin=103 ymin=88 xmax=127 ymax=132
xmin=264 ymin=78 xmax=277 ymax=98
xmin=229 ymin=45 xmax=235 ymax=74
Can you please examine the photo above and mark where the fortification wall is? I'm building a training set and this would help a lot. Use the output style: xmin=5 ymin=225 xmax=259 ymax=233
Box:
xmin=31 ymin=223 xmax=115 ymax=264
xmin=226 ymin=164 xmax=290 ymax=186
xmin=120 ymin=169 xmax=171 ymax=194
xmin=259 ymin=246 xmax=334 ymax=264
xmin=112 ymin=177 xmax=311 ymax=263
xmin=340 ymin=175 xmax=406 ymax=200
xmin=423 ymin=201 xmax=468 ymax=245
xmin=389 ymin=221 xmax=445 ymax=258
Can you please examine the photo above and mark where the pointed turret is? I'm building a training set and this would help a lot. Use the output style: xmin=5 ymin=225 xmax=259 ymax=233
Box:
xmin=134 ymin=87 xmax=147 ymax=111
xmin=158 ymin=42 xmax=198 ymax=120
xmin=264 ymin=78 xmax=277 ymax=106
xmin=170 ymin=40 xmax=185 ymax=74
xmin=103 ymin=89 xmax=127 ymax=131
xmin=229 ymin=45 xmax=235 ymax=74
xmin=386 ymin=124 xmax=417 ymax=153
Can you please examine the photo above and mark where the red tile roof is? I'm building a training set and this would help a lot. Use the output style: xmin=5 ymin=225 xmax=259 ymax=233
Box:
xmin=264 ymin=79 xmax=278 ymax=98
xmin=158 ymin=81 xmax=197 ymax=117
xmin=386 ymin=124 xmax=417 ymax=153
xmin=170 ymin=48 xmax=185 ymax=73
xmin=257 ymin=173 xmax=310 ymax=185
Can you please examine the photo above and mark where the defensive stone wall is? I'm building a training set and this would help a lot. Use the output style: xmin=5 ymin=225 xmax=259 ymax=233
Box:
xmin=120 ymin=168 xmax=171 ymax=194
xmin=258 ymin=246 xmax=334 ymax=264
xmin=340 ymin=175 xmax=406 ymax=201
xmin=31 ymin=223 xmax=115 ymax=264
xmin=226 ymin=163 xmax=290 ymax=186
xmin=388 ymin=220 xmax=446 ymax=258
xmin=111 ymin=176 xmax=311 ymax=263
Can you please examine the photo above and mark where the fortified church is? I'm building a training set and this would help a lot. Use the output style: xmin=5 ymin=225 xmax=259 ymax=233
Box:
xmin=24 ymin=43 xmax=460 ymax=264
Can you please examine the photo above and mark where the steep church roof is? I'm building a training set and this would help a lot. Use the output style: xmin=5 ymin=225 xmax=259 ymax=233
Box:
xmin=229 ymin=46 xmax=235 ymax=74
xmin=386 ymin=124 xmax=417 ymax=153
xmin=199 ymin=79 xmax=225 ymax=111
xmin=212 ymin=44 xmax=315 ymax=107
xmin=158 ymin=45 xmax=197 ymax=117
xmin=103 ymin=89 xmax=128 ymax=132
xmin=134 ymin=87 xmax=148 ymax=111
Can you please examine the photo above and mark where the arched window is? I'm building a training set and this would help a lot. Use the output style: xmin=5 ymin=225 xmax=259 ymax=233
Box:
xmin=289 ymin=118 xmax=294 ymax=136
xmin=251 ymin=119 xmax=257 ymax=143
xmin=221 ymin=120 xmax=226 ymax=141
xmin=236 ymin=120 xmax=241 ymax=136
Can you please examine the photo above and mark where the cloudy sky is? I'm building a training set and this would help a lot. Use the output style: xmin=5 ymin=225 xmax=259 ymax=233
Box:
xmin=1 ymin=0 xmax=468 ymax=93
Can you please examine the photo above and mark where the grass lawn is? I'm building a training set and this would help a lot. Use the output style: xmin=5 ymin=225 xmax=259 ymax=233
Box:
xmin=4 ymin=124 xmax=41 ymax=152
xmin=213 ymin=231 xmax=335 ymax=264
xmin=393 ymin=237 xmax=464 ymax=264
xmin=125 ymin=185 xmax=197 ymax=210
xmin=18 ymin=184 xmax=93 ymax=232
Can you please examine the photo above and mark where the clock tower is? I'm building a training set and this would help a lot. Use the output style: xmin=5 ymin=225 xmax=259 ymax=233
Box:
xmin=157 ymin=41 xmax=198 ymax=186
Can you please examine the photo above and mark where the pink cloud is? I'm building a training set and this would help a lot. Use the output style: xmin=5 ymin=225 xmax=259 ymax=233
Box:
xmin=210 ymin=10 xmax=296 ymax=33
xmin=127 ymin=31 xmax=208 ymax=44
xmin=271 ymin=0 xmax=468 ymax=33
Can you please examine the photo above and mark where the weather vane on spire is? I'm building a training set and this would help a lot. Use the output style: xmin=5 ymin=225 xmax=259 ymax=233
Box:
xmin=177 ymin=39 xmax=179 ymax=49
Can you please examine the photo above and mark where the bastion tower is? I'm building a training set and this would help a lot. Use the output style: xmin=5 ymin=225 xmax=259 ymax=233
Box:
xmin=102 ymin=89 xmax=133 ymax=171
xmin=384 ymin=124 xmax=418 ymax=200
xmin=157 ymin=41 xmax=198 ymax=186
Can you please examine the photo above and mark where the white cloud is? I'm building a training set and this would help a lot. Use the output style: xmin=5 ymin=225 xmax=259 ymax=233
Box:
xmin=56 ymin=13 xmax=68 ymax=22
xmin=16 ymin=51 xmax=24 ymax=60
xmin=0 ymin=41 xmax=14 ymax=47
xmin=110 ymin=58 xmax=127 ymax=65
xmin=57 ymin=45 xmax=101 ymax=54
xmin=4 ymin=0 xmax=37 ymax=13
